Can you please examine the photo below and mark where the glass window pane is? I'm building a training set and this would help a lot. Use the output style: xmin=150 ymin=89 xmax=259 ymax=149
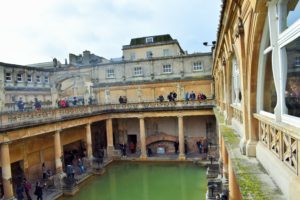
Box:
xmin=263 ymin=52 xmax=277 ymax=113
xmin=285 ymin=36 xmax=300 ymax=117
xmin=280 ymin=0 xmax=300 ymax=32
xmin=287 ymin=0 xmax=300 ymax=27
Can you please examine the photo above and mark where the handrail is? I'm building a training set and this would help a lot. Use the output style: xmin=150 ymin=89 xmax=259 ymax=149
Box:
xmin=0 ymin=99 xmax=215 ymax=130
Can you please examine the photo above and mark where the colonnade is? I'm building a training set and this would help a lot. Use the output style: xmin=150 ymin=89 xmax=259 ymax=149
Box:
xmin=1 ymin=115 xmax=189 ymax=199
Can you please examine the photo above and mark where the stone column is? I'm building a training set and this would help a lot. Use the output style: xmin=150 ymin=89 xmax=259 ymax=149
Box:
xmin=139 ymin=117 xmax=147 ymax=159
xmin=178 ymin=116 xmax=185 ymax=160
xmin=1 ymin=143 xmax=14 ymax=199
xmin=228 ymin=158 xmax=242 ymax=200
xmin=51 ymin=87 xmax=58 ymax=107
xmin=106 ymin=118 xmax=114 ymax=157
xmin=222 ymin=137 xmax=228 ymax=179
xmin=54 ymin=130 xmax=63 ymax=173
xmin=85 ymin=123 xmax=93 ymax=160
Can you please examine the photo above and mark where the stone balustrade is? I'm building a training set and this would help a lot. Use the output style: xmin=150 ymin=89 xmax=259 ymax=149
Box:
xmin=231 ymin=104 xmax=243 ymax=124
xmin=254 ymin=114 xmax=300 ymax=174
xmin=0 ymin=99 xmax=214 ymax=130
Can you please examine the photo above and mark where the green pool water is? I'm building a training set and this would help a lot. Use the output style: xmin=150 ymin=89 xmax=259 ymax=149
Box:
xmin=62 ymin=162 xmax=207 ymax=200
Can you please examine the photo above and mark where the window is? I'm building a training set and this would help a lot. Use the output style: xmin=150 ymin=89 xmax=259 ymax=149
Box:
xmin=36 ymin=76 xmax=41 ymax=83
xmin=130 ymin=52 xmax=136 ymax=61
xmin=107 ymin=69 xmax=115 ymax=78
xmin=27 ymin=75 xmax=32 ymax=82
xmin=44 ymin=76 xmax=49 ymax=83
xmin=163 ymin=49 xmax=170 ymax=57
xmin=232 ymin=58 xmax=242 ymax=105
xmin=5 ymin=73 xmax=12 ymax=81
xmin=193 ymin=62 xmax=203 ymax=71
xmin=295 ymin=57 xmax=300 ymax=67
xmin=279 ymin=0 xmax=300 ymax=32
xmin=263 ymin=51 xmax=276 ymax=113
xmin=145 ymin=37 xmax=153 ymax=43
xmin=146 ymin=51 xmax=153 ymax=59
xmin=134 ymin=67 xmax=143 ymax=76
xmin=284 ymin=37 xmax=300 ymax=117
xmin=17 ymin=74 xmax=23 ymax=82
xmin=257 ymin=0 xmax=300 ymax=123
xmin=163 ymin=64 xmax=172 ymax=73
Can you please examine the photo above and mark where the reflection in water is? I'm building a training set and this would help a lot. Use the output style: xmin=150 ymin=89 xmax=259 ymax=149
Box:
xmin=62 ymin=162 xmax=207 ymax=200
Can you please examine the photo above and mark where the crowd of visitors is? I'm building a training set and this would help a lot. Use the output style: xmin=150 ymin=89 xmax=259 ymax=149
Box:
xmin=157 ymin=91 xmax=207 ymax=103
xmin=63 ymin=149 xmax=87 ymax=179
xmin=16 ymin=97 xmax=42 ymax=112
xmin=57 ymin=96 xmax=90 ymax=108
xmin=185 ymin=91 xmax=207 ymax=101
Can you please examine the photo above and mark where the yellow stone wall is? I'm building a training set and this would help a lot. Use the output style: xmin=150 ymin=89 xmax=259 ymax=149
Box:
xmin=98 ymin=79 xmax=213 ymax=104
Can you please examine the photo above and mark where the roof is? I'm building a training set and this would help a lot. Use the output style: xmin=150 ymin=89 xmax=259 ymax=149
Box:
xmin=123 ymin=34 xmax=185 ymax=54
xmin=129 ymin=34 xmax=174 ymax=45
xmin=0 ymin=62 xmax=50 ymax=71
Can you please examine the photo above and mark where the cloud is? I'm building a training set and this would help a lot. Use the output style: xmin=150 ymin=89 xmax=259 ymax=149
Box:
xmin=0 ymin=0 xmax=221 ymax=64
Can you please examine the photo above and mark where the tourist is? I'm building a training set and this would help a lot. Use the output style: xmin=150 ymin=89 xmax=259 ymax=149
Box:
xmin=23 ymin=178 xmax=32 ymax=200
xmin=88 ymin=96 xmax=93 ymax=105
xmin=147 ymin=147 xmax=153 ymax=157
xmin=17 ymin=97 xmax=25 ymax=112
xmin=72 ymin=97 xmax=78 ymax=106
xmin=34 ymin=182 xmax=43 ymax=200
xmin=34 ymin=98 xmax=41 ymax=111
xmin=121 ymin=144 xmax=127 ymax=157
xmin=129 ymin=142 xmax=135 ymax=153
xmin=158 ymin=95 xmax=164 ymax=102
xmin=197 ymin=140 xmax=203 ymax=154
xmin=0 ymin=181 xmax=4 ymax=199
xmin=185 ymin=92 xmax=189 ymax=101
xmin=123 ymin=96 xmax=127 ymax=103
xmin=119 ymin=96 xmax=123 ymax=104
xmin=174 ymin=140 xmax=179 ymax=154
xmin=16 ymin=183 xmax=24 ymax=200
xmin=190 ymin=91 xmax=196 ymax=100
xmin=167 ymin=92 xmax=173 ymax=102
xmin=78 ymin=157 xmax=85 ymax=174
xmin=172 ymin=91 xmax=177 ymax=101
xmin=42 ymin=163 xmax=47 ymax=179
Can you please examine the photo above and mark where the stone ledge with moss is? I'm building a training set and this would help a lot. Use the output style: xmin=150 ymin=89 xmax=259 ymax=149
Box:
xmin=214 ymin=108 xmax=285 ymax=200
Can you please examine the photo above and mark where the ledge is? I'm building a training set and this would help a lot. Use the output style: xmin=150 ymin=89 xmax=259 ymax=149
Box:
xmin=214 ymin=108 xmax=285 ymax=200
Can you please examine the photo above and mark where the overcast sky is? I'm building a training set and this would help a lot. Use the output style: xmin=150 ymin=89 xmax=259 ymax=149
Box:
xmin=0 ymin=0 xmax=221 ymax=65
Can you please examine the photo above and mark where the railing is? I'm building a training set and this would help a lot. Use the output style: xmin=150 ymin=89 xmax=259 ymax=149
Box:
xmin=254 ymin=114 xmax=299 ymax=174
xmin=0 ymin=99 xmax=214 ymax=130
xmin=231 ymin=104 xmax=243 ymax=124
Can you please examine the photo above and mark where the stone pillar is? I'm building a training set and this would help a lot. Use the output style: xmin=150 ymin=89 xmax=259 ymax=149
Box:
xmin=178 ymin=116 xmax=185 ymax=160
xmin=85 ymin=123 xmax=93 ymax=160
xmin=1 ymin=143 xmax=14 ymax=199
xmin=222 ymin=137 xmax=228 ymax=179
xmin=228 ymin=158 xmax=242 ymax=200
xmin=54 ymin=130 xmax=63 ymax=173
xmin=51 ymin=88 xmax=58 ymax=107
xmin=139 ymin=117 xmax=147 ymax=159
xmin=106 ymin=118 xmax=114 ymax=157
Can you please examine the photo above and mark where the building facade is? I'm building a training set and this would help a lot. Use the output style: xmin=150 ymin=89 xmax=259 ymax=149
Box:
xmin=214 ymin=0 xmax=300 ymax=199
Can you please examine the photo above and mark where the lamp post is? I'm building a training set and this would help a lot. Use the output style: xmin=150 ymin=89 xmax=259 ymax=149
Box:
xmin=203 ymin=41 xmax=216 ymax=51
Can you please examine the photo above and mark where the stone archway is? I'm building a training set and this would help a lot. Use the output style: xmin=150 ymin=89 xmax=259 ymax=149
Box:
xmin=51 ymin=70 xmax=94 ymax=104
xmin=146 ymin=132 xmax=177 ymax=153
